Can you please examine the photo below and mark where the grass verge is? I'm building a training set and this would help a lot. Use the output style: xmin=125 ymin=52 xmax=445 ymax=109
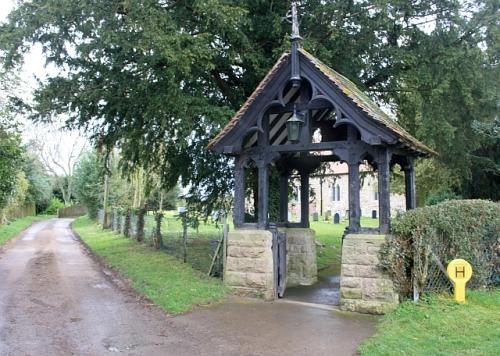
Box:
xmin=359 ymin=289 xmax=500 ymax=355
xmin=72 ymin=216 xmax=229 ymax=314
xmin=0 ymin=215 xmax=53 ymax=247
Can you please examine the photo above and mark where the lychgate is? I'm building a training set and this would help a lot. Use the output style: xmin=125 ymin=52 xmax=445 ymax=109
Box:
xmin=207 ymin=4 xmax=434 ymax=313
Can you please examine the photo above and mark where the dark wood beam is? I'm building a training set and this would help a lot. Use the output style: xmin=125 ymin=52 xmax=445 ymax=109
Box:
xmin=348 ymin=162 xmax=361 ymax=232
xmin=281 ymin=155 xmax=337 ymax=171
xmin=267 ymin=101 xmax=333 ymax=115
xmin=279 ymin=171 xmax=289 ymax=223
xmin=300 ymin=170 xmax=310 ymax=228
xmin=404 ymin=158 xmax=416 ymax=210
xmin=378 ymin=149 xmax=391 ymax=234
xmin=233 ymin=156 xmax=246 ymax=228
xmin=268 ymin=141 xmax=348 ymax=153
xmin=257 ymin=160 xmax=269 ymax=229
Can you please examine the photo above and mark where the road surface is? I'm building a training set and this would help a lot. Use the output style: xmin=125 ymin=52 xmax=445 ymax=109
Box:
xmin=0 ymin=219 xmax=375 ymax=355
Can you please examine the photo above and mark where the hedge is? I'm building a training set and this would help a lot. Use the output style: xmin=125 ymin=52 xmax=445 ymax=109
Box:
xmin=380 ymin=200 xmax=499 ymax=299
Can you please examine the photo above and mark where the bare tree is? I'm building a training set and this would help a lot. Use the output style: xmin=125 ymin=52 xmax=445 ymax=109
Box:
xmin=29 ymin=126 xmax=87 ymax=205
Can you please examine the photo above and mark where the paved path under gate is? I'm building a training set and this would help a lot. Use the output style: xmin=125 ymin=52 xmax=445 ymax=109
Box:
xmin=0 ymin=219 xmax=376 ymax=356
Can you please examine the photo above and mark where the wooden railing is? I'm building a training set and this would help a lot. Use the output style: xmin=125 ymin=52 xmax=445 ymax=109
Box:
xmin=6 ymin=203 xmax=36 ymax=220
xmin=58 ymin=204 xmax=88 ymax=218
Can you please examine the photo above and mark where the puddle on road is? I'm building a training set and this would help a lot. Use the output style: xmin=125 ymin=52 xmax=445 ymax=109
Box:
xmin=93 ymin=282 xmax=111 ymax=289
xmin=284 ymin=264 xmax=341 ymax=305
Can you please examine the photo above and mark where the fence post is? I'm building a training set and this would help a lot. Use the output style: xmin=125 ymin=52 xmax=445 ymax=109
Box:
xmin=153 ymin=211 xmax=163 ymax=250
xmin=413 ymin=279 xmax=420 ymax=302
xmin=124 ymin=209 xmax=131 ymax=238
xmin=136 ymin=208 xmax=145 ymax=242
xmin=116 ymin=209 xmax=122 ymax=232
xmin=222 ymin=224 xmax=229 ymax=280
xmin=181 ymin=211 xmax=188 ymax=263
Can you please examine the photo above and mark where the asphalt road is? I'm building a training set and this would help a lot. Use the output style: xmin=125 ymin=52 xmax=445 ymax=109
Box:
xmin=0 ymin=219 xmax=375 ymax=356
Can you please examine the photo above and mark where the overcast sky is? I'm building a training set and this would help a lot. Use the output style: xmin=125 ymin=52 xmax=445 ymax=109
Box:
xmin=1 ymin=0 xmax=89 ymax=175
xmin=1 ymin=1 xmax=56 ymax=101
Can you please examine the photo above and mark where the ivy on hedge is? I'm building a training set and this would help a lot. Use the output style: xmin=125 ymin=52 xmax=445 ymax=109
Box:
xmin=380 ymin=200 xmax=500 ymax=298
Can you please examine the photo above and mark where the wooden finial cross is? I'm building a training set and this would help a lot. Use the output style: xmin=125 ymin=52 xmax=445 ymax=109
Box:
xmin=284 ymin=2 xmax=302 ymax=41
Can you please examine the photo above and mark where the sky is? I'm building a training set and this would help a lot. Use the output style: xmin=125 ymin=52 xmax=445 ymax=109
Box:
xmin=0 ymin=1 xmax=56 ymax=102
xmin=1 ymin=0 xmax=89 ymax=175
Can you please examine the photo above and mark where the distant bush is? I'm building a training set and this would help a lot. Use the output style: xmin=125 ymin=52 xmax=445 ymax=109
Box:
xmin=381 ymin=200 xmax=500 ymax=299
xmin=425 ymin=189 xmax=462 ymax=206
xmin=44 ymin=197 xmax=65 ymax=215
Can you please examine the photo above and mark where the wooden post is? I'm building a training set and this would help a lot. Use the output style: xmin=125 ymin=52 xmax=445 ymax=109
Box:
xmin=257 ymin=160 xmax=269 ymax=229
xmin=222 ymin=223 xmax=228 ymax=280
xmin=102 ymin=152 xmax=110 ymax=228
xmin=159 ymin=190 xmax=164 ymax=212
xmin=182 ymin=212 xmax=188 ymax=263
xmin=348 ymin=162 xmax=361 ymax=232
xmin=233 ymin=156 xmax=246 ymax=228
xmin=279 ymin=170 xmax=289 ymax=223
xmin=319 ymin=176 xmax=323 ymax=217
xmin=378 ymin=149 xmax=391 ymax=234
xmin=404 ymin=158 xmax=416 ymax=210
xmin=300 ymin=170 xmax=310 ymax=228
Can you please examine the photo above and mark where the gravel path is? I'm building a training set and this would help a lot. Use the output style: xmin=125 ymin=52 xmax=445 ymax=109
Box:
xmin=0 ymin=219 xmax=375 ymax=356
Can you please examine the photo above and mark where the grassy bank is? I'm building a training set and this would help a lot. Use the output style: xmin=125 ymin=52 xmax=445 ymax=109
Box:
xmin=312 ymin=217 xmax=378 ymax=270
xmin=0 ymin=215 xmax=53 ymax=246
xmin=72 ymin=216 xmax=229 ymax=314
xmin=359 ymin=290 xmax=500 ymax=355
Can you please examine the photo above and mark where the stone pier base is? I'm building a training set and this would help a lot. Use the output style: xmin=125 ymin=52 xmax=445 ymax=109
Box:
xmin=340 ymin=234 xmax=398 ymax=314
xmin=224 ymin=229 xmax=275 ymax=300
xmin=281 ymin=228 xmax=317 ymax=287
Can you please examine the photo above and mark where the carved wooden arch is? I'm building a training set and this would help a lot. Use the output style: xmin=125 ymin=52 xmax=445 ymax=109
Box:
xmin=299 ymin=55 xmax=399 ymax=146
xmin=299 ymin=79 xmax=389 ymax=147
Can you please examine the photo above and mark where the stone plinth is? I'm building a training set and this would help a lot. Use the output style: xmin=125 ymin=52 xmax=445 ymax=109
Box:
xmin=281 ymin=228 xmax=317 ymax=287
xmin=224 ymin=229 xmax=275 ymax=300
xmin=340 ymin=234 xmax=398 ymax=314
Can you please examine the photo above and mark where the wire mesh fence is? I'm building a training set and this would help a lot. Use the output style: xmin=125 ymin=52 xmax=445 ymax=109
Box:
xmin=421 ymin=245 xmax=498 ymax=298
xmin=97 ymin=209 xmax=226 ymax=278
xmin=424 ymin=253 xmax=453 ymax=294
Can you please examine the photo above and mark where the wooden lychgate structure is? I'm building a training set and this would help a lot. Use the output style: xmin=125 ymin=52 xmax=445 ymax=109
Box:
xmin=208 ymin=4 xmax=434 ymax=235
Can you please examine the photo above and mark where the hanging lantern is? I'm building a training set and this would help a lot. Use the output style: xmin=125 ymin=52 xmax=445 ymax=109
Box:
xmin=286 ymin=106 xmax=303 ymax=143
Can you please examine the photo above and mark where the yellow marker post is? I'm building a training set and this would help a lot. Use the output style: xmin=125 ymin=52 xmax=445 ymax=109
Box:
xmin=447 ymin=259 xmax=472 ymax=303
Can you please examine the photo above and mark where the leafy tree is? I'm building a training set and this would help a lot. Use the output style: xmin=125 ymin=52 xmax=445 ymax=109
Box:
xmin=0 ymin=127 xmax=23 ymax=212
xmin=106 ymin=151 xmax=135 ymax=209
xmin=463 ymin=119 xmax=500 ymax=200
xmin=0 ymin=64 xmax=23 ymax=215
xmin=0 ymin=0 xmax=497 ymax=220
xmin=30 ymin=129 xmax=86 ymax=205
xmin=425 ymin=189 xmax=462 ymax=206
xmin=73 ymin=151 xmax=103 ymax=219
xmin=22 ymin=151 xmax=53 ymax=212
xmin=145 ymin=185 xmax=179 ymax=211
xmin=0 ymin=170 xmax=29 ymax=223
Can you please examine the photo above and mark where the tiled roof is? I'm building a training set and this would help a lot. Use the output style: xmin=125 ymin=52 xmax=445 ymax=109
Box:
xmin=299 ymin=49 xmax=436 ymax=155
xmin=208 ymin=49 xmax=436 ymax=156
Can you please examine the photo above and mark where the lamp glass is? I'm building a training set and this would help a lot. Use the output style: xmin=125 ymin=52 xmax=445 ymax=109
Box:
xmin=286 ymin=112 xmax=303 ymax=143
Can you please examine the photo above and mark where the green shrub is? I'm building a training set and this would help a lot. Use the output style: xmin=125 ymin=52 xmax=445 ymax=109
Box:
xmin=381 ymin=200 xmax=500 ymax=298
xmin=44 ymin=197 xmax=65 ymax=215
xmin=425 ymin=189 xmax=462 ymax=206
